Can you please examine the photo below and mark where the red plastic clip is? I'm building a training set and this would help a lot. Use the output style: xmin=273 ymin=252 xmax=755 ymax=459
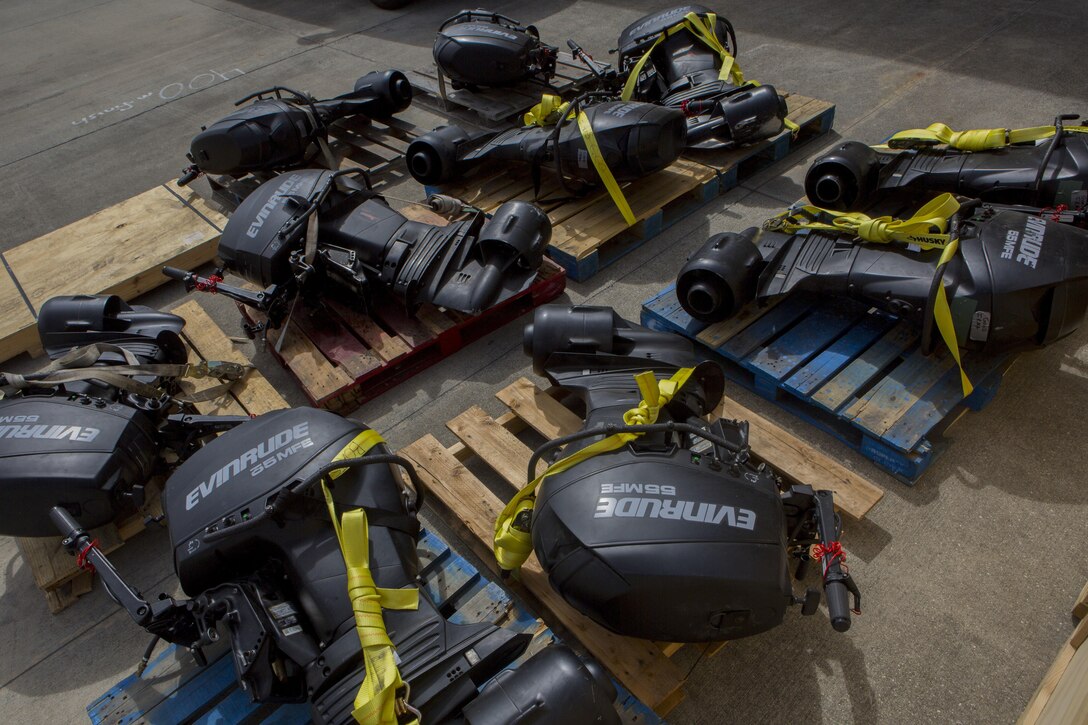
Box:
xmin=76 ymin=538 xmax=100 ymax=573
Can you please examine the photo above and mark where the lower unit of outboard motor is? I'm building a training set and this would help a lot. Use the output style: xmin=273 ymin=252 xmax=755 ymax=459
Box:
xmin=804 ymin=115 xmax=1088 ymax=220
xmin=164 ymin=168 xmax=550 ymax=334
xmin=0 ymin=295 xmax=248 ymax=537
xmin=500 ymin=305 xmax=861 ymax=642
xmin=178 ymin=70 xmax=413 ymax=186
xmin=406 ymin=100 xmax=686 ymax=191
xmin=47 ymin=406 xmax=620 ymax=724
xmin=434 ymin=10 xmax=558 ymax=89
xmin=616 ymin=5 xmax=787 ymax=149
xmin=678 ymin=203 xmax=1088 ymax=354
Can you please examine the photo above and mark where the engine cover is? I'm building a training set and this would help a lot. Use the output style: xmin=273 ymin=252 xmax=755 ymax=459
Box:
xmin=164 ymin=407 xmax=365 ymax=594
xmin=0 ymin=395 xmax=157 ymax=536
xmin=532 ymin=447 xmax=792 ymax=642
xmin=434 ymin=17 xmax=543 ymax=86
xmin=217 ymin=170 xmax=323 ymax=287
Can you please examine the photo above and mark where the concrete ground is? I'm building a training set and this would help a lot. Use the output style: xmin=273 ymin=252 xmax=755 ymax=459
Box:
xmin=1 ymin=0 xmax=1086 ymax=723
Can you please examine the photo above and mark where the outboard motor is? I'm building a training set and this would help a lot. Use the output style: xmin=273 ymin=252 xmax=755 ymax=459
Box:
xmin=616 ymin=6 xmax=788 ymax=149
xmin=406 ymin=100 xmax=686 ymax=189
xmin=48 ymin=406 xmax=621 ymax=723
xmin=434 ymin=10 xmax=558 ymax=89
xmin=165 ymin=168 xmax=550 ymax=333
xmin=805 ymin=115 xmax=1088 ymax=222
xmin=678 ymin=202 xmax=1088 ymax=354
xmin=497 ymin=305 xmax=861 ymax=642
xmin=0 ymin=295 xmax=248 ymax=536
xmin=178 ymin=70 xmax=413 ymax=186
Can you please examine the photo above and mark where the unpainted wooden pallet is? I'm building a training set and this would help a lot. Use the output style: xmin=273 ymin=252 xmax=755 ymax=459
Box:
xmin=1018 ymin=582 xmax=1088 ymax=724
xmin=14 ymin=300 xmax=287 ymax=613
xmin=87 ymin=527 xmax=661 ymax=724
xmin=425 ymin=92 xmax=835 ymax=281
xmin=398 ymin=376 xmax=883 ymax=716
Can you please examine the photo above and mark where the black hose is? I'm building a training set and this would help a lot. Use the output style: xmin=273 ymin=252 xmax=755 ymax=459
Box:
xmin=136 ymin=635 xmax=161 ymax=677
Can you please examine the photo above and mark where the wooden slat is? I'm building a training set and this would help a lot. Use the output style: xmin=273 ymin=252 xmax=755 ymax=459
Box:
xmin=697 ymin=296 xmax=784 ymax=350
xmin=717 ymin=396 xmax=882 ymax=520
xmin=0 ymin=183 xmax=225 ymax=363
xmin=846 ymin=351 xmax=955 ymax=436
xmin=173 ymin=300 xmax=288 ymax=415
xmin=447 ymin=406 xmax=543 ymax=484
xmin=1019 ymin=615 xmax=1088 ymax=724
xmin=327 ymin=299 xmax=411 ymax=362
xmin=495 ymin=377 xmax=582 ymax=441
xmin=550 ymin=160 xmax=715 ymax=258
xmin=811 ymin=321 xmax=918 ymax=412
xmin=400 ymin=434 xmax=686 ymax=715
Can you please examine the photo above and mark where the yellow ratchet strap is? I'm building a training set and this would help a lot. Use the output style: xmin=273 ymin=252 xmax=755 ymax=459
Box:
xmin=493 ymin=367 xmax=695 ymax=572
xmin=524 ymin=94 xmax=637 ymax=225
xmin=932 ymin=238 xmax=973 ymax=398
xmin=766 ymin=194 xmax=974 ymax=397
xmin=621 ymin=12 xmax=743 ymax=101
xmin=885 ymin=122 xmax=1088 ymax=151
xmin=323 ymin=430 xmax=421 ymax=725
xmin=767 ymin=192 xmax=961 ymax=250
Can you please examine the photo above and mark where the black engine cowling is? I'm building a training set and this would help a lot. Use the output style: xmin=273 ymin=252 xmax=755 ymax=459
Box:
xmin=514 ymin=305 xmax=858 ymax=641
xmin=433 ymin=10 xmax=558 ymax=88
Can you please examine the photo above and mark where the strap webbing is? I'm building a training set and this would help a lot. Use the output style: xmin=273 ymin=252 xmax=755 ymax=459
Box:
xmin=322 ymin=429 xmax=421 ymax=725
xmin=1 ymin=342 xmax=250 ymax=404
xmin=523 ymin=94 xmax=637 ymax=225
xmin=766 ymin=192 xmax=961 ymax=250
xmin=886 ymin=122 xmax=1088 ymax=151
xmin=620 ymin=12 xmax=744 ymax=101
xmin=493 ymin=367 xmax=694 ymax=572
xmin=618 ymin=13 xmax=799 ymax=136
xmin=764 ymin=194 xmax=974 ymax=396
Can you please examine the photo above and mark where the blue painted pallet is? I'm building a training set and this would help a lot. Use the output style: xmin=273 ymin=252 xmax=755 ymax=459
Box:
xmin=87 ymin=529 xmax=660 ymax=724
xmin=641 ymin=285 xmax=1016 ymax=483
xmin=425 ymin=93 xmax=835 ymax=283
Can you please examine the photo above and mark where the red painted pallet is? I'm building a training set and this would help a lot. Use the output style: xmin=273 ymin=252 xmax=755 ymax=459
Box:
xmin=246 ymin=254 xmax=566 ymax=414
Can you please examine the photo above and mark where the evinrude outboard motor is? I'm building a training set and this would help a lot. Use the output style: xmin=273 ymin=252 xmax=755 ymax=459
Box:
xmin=678 ymin=203 xmax=1088 ymax=353
xmin=178 ymin=70 xmax=413 ymax=186
xmin=805 ymin=114 xmax=1088 ymax=221
xmin=434 ymin=10 xmax=558 ymax=89
xmin=0 ymin=295 xmax=247 ymax=536
xmin=165 ymin=168 xmax=550 ymax=332
xmin=616 ymin=6 xmax=787 ymax=149
xmin=406 ymin=100 xmax=686 ymax=188
xmin=48 ymin=406 xmax=621 ymax=723
xmin=500 ymin=305 xmax=861 ymax=642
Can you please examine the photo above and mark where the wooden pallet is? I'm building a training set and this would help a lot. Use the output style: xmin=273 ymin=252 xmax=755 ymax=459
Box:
xmin=407 ymin=52 xmax=599 ymax=125
xmin=14 ymin=300 xmax=286 ymax=612
xmin=241 ymin=208 xmax=567 ymax=414
xmin=1018 ymin=583 xmax=1088 ymax=724
xmin=397 ymin=376 xmax=882 ymax=716
xmin=424 ymin=92 xmax=835 ymax=282
xmin=0 ymin=183 xmax=226 ymax=365
xmin=87 ymin=526 xmax=661 ymax=724
xmin=641 ymin=286 xmax=1018 ymax=483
